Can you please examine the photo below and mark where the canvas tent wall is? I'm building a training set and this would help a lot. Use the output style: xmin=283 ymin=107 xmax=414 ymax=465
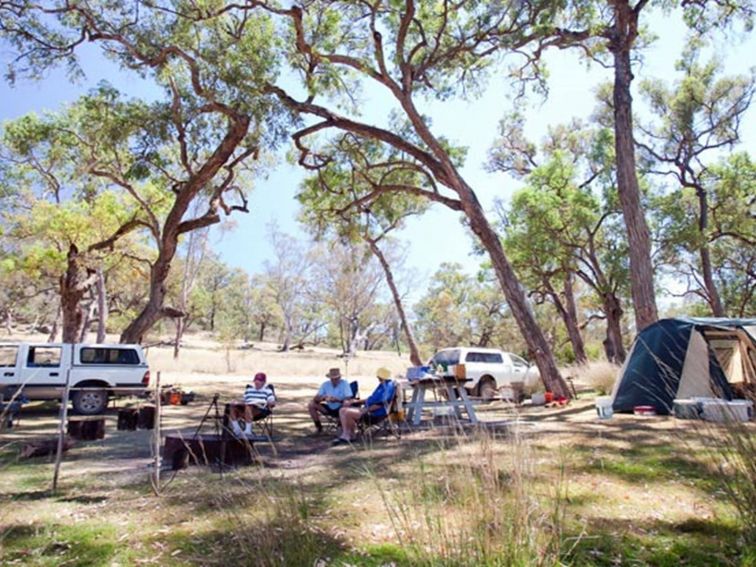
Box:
xmin=611 ymin=318 xmax=756 ymax=414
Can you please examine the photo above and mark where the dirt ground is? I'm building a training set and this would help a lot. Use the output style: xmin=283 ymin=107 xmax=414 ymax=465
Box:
xmin=0 ymin=343 xmax=752 ymax=565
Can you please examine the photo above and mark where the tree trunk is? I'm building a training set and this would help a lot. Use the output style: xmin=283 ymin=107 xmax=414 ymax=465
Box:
xmin=610 ymin=2 xmax=658 ymax=332
xmin=173 ymin=318 xmax=184 ymax=359
xmin=96 ymin=267 xmax=107 ymax=343
xmin=258 ymin=321 xmax=266 ymax=342
xmin=457 ymin=181 xmax=571 ymax=399
xmin=280 ymin=317 xmax=292 ymax=352
xmin=60 ymin=244 xmax=92 ymax=343
xmin=4 ymin=308 xmax=12 ymax=335
xmin=694 ymin=186 xmax=725 ymax=316
xmin=366 ymin=238 xmax=423 ymax=366
xmin=78 ymin=297 xmax=96 ymax=343
xmin=547 ymin=275 xmax=588 ymax=364
xmin=47 ymin=305 xmax=60 ymax=342
xmin=602 ymin=292 xmax=626 ymax=364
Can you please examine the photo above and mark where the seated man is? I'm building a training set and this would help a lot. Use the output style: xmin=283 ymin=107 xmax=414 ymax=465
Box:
xmin=333 ymin=367 xmax=396 ymax=444
xmin=230 ymin=372 xmax=276 ymax=437
xmin=307 ymin=367 xmax=353 ymax=433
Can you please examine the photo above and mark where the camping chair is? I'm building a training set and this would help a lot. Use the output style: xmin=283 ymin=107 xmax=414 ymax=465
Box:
xmin=323 ymin=381 xmax=359 ymax=432
xmin=224 ymin=384 xmax=276 ymax=439
xmin=358 ymin=380 xmax=404 ymax=440
xmin=250 ymin=384 xmax=275 ymax=439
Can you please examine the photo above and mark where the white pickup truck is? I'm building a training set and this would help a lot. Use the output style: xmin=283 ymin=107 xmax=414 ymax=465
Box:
xmin=0 ymin=343 xmax=150 ymax=415
xmin=428 ymin=347 xmax=540 ymax=399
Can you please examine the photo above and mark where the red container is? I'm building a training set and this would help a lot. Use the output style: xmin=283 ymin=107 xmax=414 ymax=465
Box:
xmin=633 ymin=405 xmax=656 ymax=416
xmin=544 ymin=391 xmax=554 ymax=403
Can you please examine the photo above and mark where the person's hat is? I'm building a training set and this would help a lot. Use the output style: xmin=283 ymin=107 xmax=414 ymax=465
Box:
xmin=326 ymin=368 xmax=342 ymax=379
xmin=254 ymin=372 xmax=267 ymax=382
xmin=376 ymin=367 xmax=391 ymax=380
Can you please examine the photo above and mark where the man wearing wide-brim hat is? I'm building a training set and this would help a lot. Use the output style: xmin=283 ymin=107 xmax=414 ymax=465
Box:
xmin=333 ymin=367 xmax=396 ymax=444
xmin=307 ymin=367 xmax=353 ymax=433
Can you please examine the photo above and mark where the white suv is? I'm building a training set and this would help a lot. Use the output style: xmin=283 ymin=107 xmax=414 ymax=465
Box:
xmin=428 ymin=347 xmax=539 ymax=399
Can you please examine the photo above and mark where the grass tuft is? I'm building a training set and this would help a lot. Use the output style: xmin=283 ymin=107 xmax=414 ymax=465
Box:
xmin=373 ymin=427 xmax=567 ymax=566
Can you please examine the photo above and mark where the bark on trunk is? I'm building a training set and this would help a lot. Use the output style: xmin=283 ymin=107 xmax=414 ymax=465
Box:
xmin=366 ymin=238 xmax=423 ymax=366
xmin=610 ymin=2 xmax=659 ymax=332
xmin=96 ymin=267 xmax=107 ymax=343
xmin=258 ymin=322 xmax=266 ymax=342
xmin=173 ymin=318 xmax=184 ymax=359
xmin=602 ymin=292 xmax=626 ymax=364
xmin=4 ymin=309 xmax=12 ymax=335
xmin=547 ymin=275 xmax=588 ymax=364
xmin=458 ymin=181 xmax=571 ymax=398
xmin=695 ymin=186 xmax=725 ymax=316
xmin=60 ymin=244 xmax=93 ymax=343
xmin=47 ymin=306 xmax=60 ymax=342
xmin=78 ymin=297 xmax=96 ymax=343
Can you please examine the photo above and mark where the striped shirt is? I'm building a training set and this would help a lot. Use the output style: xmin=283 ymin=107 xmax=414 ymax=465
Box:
xmin=243 ymin=384 xmax=275 ymax=408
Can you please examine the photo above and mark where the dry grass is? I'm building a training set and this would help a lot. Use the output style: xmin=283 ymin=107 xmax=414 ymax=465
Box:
xmin=565 ymin=361 xmax=621 ymax=395
xmin=1 ymin=332 xmax=753 ymax=565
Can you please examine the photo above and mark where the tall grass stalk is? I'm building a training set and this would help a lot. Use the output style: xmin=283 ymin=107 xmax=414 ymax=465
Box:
xmin=206 ymin=475 xmax=337 ymax=566
xmin=374 ymin=426 xmax=567 ymax=566
xmin=703 ymin=418 xmax=756 ymax=546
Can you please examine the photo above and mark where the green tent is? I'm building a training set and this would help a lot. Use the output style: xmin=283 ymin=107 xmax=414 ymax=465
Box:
xmin=611 ymin=318 xmax=756 ymax=414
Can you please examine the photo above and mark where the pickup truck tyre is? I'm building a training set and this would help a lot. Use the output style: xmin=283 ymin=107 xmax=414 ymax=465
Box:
xmin=477 ymin=377 xmax=498 ymax=402
xmin=72 ymin=389 xmax=108 ymax=415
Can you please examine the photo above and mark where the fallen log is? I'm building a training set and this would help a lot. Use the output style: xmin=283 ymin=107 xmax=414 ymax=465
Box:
xmin=21 ymin=436 xmax=74 ymax=459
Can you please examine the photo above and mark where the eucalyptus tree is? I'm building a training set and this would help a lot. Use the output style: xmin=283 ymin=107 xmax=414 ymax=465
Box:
xmin=491 ymin=118 xmax=629 ymax=363
xmin=638 ymin=51 xmax=755 ymax=316
xmin=310 ymin=240 xmax=385 ymax=356
xmin=170 ymin=221 xmax=210 ymax=358
xmin=415 ymin=262 xmax=511 ymax=351
xmin=263 ymin=226 xmax=327 ymax=351
xmin=0 ymin=103 xmax=150 ymax=342
xmin=297 ymin=134 xmax=428 ymax=365
xmin=1 ymin=1 xmax=286 ymax=343
xmin=516 ymin=0 xmax=753 ymax=332
xmin=254 ymin=0 xmax=580 ymax=397
xmin=248 ymin=273 xmax=282 ymax=343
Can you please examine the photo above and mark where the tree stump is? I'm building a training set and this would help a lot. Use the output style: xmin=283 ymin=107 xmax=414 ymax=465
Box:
xmin=138 ymin=405 xmax=156 ymax=430
xmin=67 ymin=416 xmax=106 ymax=440
xmin=163 ymin=434 xmax=254 ymax=469
xmin=117 ymin=408 xmax=139 ymax=431
xmin=21 ymin=436 xmax=74 ymax=459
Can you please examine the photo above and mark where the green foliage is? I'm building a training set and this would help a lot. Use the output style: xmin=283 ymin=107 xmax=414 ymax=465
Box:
xmin=641 ymin=51 xmax=755 ymax=316
xmin=493 ymin=118 xmax=629 ymax=361
xmin=297 ymin=133 xmax=431 ymax=244
xmin=414 ymin=262 xmax=517 ymax=351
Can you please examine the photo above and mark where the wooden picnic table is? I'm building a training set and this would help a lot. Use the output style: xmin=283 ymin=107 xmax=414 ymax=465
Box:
xmin=404 ymin=375 xmax=478 ymax=426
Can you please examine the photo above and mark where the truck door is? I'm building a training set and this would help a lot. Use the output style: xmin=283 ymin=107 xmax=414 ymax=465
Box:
xmin=0 ymin=344 xmax=20 ymax=393
xmin=17 ymin=344 xmax=67 ymax=399
xmin=508 ymin=354 xmax=530 ymax=383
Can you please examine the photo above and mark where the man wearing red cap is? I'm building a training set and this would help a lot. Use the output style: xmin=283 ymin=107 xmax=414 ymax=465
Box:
xmin=230 ymin=372 xmax=276 ymax=437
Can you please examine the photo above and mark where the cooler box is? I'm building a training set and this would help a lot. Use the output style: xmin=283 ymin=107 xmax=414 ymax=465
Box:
xmin=701 ymin=399 xmax=753 ymax=423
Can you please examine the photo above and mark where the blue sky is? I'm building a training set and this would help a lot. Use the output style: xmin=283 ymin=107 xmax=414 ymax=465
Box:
xmin=1 ymin=12 xmax=754 ymax=303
